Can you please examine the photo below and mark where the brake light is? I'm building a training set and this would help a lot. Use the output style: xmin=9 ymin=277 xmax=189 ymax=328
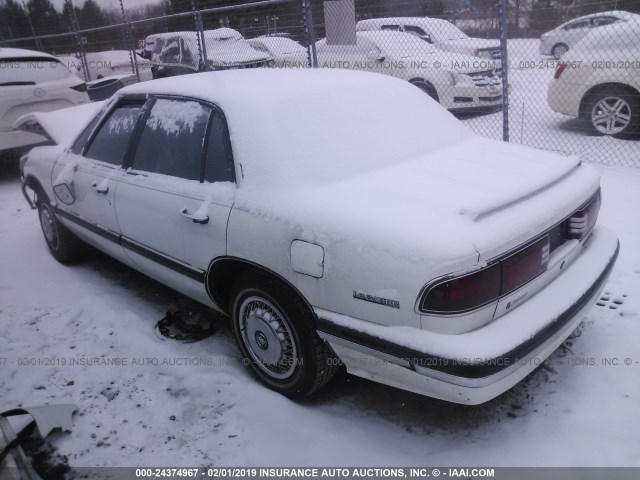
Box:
xmin=70 ymin=83 xmax=87 ymax=92
xmin=501 ymin=237 xmax=549 ymax=294
xmin=568 ymin=192 xmax=601 ymax=239
xmin=421 ymin=264 xmax=501 ymax=313
xmin=554 ymin=63 xmax=567 ymax=79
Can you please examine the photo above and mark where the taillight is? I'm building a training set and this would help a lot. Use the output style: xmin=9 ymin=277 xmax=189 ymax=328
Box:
xmin=70 ymin=83 xmax=87 ymax=92
xmin=421 ymin=264 xmax=501 ymax=313
xmin=568 ymin=192 xmax=601 ymax=240
xmin=554 ymin=63 xmax=567 ymax=79
xmin=421 ymin=191 xmax=601 ymax=315
xmin=501 ymin=237 xmax=549 ymax=294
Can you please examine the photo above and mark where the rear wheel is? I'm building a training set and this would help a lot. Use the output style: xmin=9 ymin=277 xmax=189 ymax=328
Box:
xmin=585 ymin=87 xmax=640 ymax=139
xmin=230 ymin=271 xmax=337 ymax=397
xmin=38 ymin=202 xmax=83 ymax=263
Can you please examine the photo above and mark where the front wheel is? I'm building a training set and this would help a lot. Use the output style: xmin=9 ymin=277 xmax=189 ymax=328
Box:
xmin=410 ymin=80 xmax=439 ymax=103
xmin=552 ymin=43 xmax=568 ymax=59
xmin=230 ymin=272 xmax=337 ymax=397
xmin=586 ymin=88 xmax=640 ymax=139
xmin=38 ymin=203 xmax=83 ymax=263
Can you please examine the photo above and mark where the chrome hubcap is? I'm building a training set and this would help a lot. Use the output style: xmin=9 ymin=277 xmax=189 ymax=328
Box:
xmin=40 ymin=208 xmax=58 ymax=246
xmin=592 ymin=97 xmax=632 ymax=135
xmin=239 ymin=296 xmax=297 ymax=379
xmin=554 ymin=45 xmax=567 ymax=58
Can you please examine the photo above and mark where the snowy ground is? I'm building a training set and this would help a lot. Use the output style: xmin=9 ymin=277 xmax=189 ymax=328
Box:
xmin=0 ymin=154 xmax=639 ymax=469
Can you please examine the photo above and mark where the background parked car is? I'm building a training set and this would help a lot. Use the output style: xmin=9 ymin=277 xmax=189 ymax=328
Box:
xmin=150 ymin=28 xmax=273 ymax=78
xmin=539 ymin=10 xmax=640 ymax=59
xmin=357 ymin=17 xmax=502 ymax=67
xmin=316 ymin=31 xmax=502 ymax=112
xmin=81 ymin=50 xmax=152 ymax=82
xmin=1 ymin=47 xmax=88 ymax=154
xmin=548 ymin=18 xmax=640 ymax=139
xmin=247 ymin=36 xmax=309 ymax=68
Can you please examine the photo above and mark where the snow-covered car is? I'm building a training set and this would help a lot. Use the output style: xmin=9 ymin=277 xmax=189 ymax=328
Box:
xmin=548 ymin=18 xmax=640 ymax=138
xmin=18 ymin=69 xmax=618 ymax=404
xmin=1 ymin=48 xmax=89 ymax=153
xmin=149 ymin=28 xmax=273 ymax=78
xmin=539 ymin=10 xmax=639 ymax=59
xmin=247 ymin=36 xmax=309 ymax=68
xmin=316 ymin=31 xmax=502 ymax=112
xmin=357 ymin=17 xmax=502 ymax=65
xmin=81 ymin=50 xmax=152 ymax=82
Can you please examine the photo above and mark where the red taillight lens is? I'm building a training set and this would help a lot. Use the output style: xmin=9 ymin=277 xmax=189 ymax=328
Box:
xmin=422 ymin=264 xmax=501 ymax=313
xmin=554 ymin=63 xmax=567 ymax=79
xmin=568 ymin=192 xmax=601 ymax=240
xmin=501 ymin=237 xmax=550 ymax=294
xmin=71 ymin=82 xmax=87 ymax=92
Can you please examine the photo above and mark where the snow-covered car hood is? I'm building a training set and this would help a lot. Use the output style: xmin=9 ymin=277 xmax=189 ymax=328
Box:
xmin=444 ymin=37 xmax=499 ymax=51
xmin=13 ymin=101 xmax=105 ymax=146
xmin=406 ymin=51 xmax=497 ymax=73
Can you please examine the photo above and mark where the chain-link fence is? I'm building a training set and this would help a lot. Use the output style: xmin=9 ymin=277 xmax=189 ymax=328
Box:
xmin=1 ymin=0 xmax=639 ymax=166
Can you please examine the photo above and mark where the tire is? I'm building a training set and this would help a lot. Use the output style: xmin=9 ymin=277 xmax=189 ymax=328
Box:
xmin=38 ymin=202 xmax=83 ymax=263
xmin=410 ymin=80 xmax=439 ymax=103
xmin=552 ymin=43 xmax=568 ymax=59
xmin=230 ymin=271 xmax=337 ymax=397
xmin=585 ymin=87 xmax=640 ymax=139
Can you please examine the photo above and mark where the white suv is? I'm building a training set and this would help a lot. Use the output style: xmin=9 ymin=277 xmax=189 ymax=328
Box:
xmin=1 ymin=48 xmax=89 ymax=153
xmin=547 ymin=19 xmax=640 ymax=138
xmin=539 ymin=10 xmax=639 ymax=59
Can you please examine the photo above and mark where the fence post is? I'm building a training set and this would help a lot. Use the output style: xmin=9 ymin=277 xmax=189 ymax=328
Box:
xmin=118 ymin=0 xmax=140 ymax=83
xmin=302 ymin=0 xmax=318 ymax=68
xmin=67 ymin=0 xmax=90 ymax=82
xmin=191 ymin=0 xmax=208 ymax=72
xmin=498 ymin=0 xmax=509 ymax=142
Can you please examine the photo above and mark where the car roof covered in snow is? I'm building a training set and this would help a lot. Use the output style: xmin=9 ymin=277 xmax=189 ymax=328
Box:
xmin=0 ymin=47 xmax=58 ymax=60
xmin=118 ymin=68 xmax=470 ymax=187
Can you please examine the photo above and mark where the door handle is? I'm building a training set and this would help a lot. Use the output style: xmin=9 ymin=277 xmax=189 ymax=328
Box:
xmin=91 ymin=182 xmax=109 ymax=194
xmin=180 ymin=208 xmax=209 ymax=224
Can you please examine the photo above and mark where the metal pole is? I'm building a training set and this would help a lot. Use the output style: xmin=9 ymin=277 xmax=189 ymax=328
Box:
xmin=197 ymin=13 xmax=208 ymax=71
xmin=67 ymin=0 xmax=90 ymax=82
xmin=118 ymin=0 xmax=140 ymax=83
xmin=302 ymin=0 xmax=318 ymax=68
xmin=498 ymin=0 xmax=509 ymax=142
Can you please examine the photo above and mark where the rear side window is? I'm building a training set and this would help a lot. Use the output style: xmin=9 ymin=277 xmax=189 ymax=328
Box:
xmin=131 ymin=98 xmax=210 ymax=181
xmin=85 ymin=103 xmax=143 ymax=165
xmin=0 ymin=57 xmax=74 ymax=85
xmin=204 ymin=109 xmax=235 ymax=183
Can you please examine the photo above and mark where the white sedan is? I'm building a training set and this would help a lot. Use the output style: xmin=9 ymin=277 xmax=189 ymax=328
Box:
xmin=548 ymin=18 xmax=640 ymax=138
xmin=247 ymin=36 xmax=309 ymax=68
xmin=539 ymin=10 xmax=639 ymax=59
xmin=18 ymin=69 xmax=618 ymax=404
xmin=316 ymin=31 xmax=503 ymax=112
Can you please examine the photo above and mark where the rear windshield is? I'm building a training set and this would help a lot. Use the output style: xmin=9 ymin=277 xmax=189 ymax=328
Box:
xmin=0 ymin=57 xmax=75 ymax=86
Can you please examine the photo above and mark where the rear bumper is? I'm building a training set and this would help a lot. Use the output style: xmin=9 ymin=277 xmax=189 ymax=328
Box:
xmin=316 ymin=226 xmax=619 ymax=404
xmin=548 ymin=78 xmax=585 ymax=118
